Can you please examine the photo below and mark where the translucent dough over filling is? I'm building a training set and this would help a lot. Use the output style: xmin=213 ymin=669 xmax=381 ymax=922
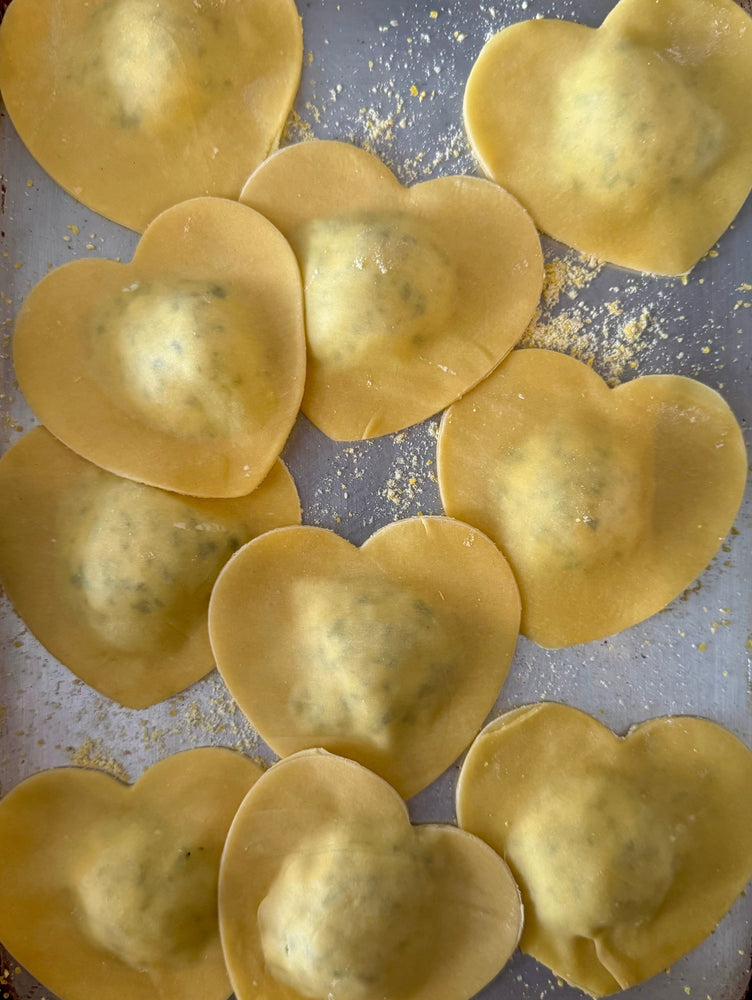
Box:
xmin=462 ymin=0 xmax=752 ymax=272
xmin=239 ymin=139 xmax=543 ymax=439
xmin=289 ymin=577 xmax=452 ymax=748
xmin=218 ymin=751 xmax=523 ymax=1000
xmin=208 ymin=517 xmax=521 ymax=797
xmin=76 ymin=821 xmax=218 ymax=970
xmin=98 ymin=0 xmax=201 ymax=130
xmin=0 ymin=0 xmax=303 ymax=230
xmin=456 ymin=704 xmax=752 ymax=996
xmin=60 ymin=477 xmax=245 ymax=652
xmin=555 ymin=42 xmax=725 ymax=199
xmin=258 ymin=826 xmax=431 ymax=1000
xmin=300 ymin=212 xmax=457 ymax=365
xmin=11 ymin=198 xmax=306 ymax=498
xmin=0 ymin=426 xmax=301 ymax=707
xmin=507 ymin=774 xmax=675 ymax=938
xmin=495 ymin=416 xmax=650 ymax=572
xmin=92 ymin=279 xmax=273 ymax=439
xmin=437 ymin=349 xmax=746 ymax=646
xmin=0 ymin=749 xmax=263 ymax=1000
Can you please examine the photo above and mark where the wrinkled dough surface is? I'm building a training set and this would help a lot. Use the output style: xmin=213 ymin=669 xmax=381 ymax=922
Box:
xmin=208 ymin=517 xmax=521 ymax=797
xmin=507 ymin=773 xmax=676 ymax=938
xmin=259 ymin=825 xmax=432 ymax=1000
xmin=288 ymin=576 xmax=453 ymax=748
xmin=463 ymin=0 xmax=752 ymax=273
xmin=456 ymin=704 xmax=752 ymax=996
xmin=437 ymin=348 xmax=746 ymax=647
xmin=0 ymin=0 xmax=303 ymax=230
xmin=240 ymin=139 xmax=542 ymax=439
xmin=219 ymin=750 xmax=523 ymax=1000
xmin=0 ymin=426 xmax=300 ymax=707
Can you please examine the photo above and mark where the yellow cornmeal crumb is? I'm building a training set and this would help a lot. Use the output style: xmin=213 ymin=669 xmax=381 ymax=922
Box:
xmin=540 ymin=252 xmax=603 ymax=308
xmin=430 ymin=10 xmax=438 ymax=17
xmin=68 ymin=739 xmax=131 ymax=783
xmin=282 ymin=108 xmax=316 ymax=144
xmin=172 ymin=681 xmax=262 ymax=757
xmin=66 ymin=223 xmax=79 ymax=235
xmin=520 ymin=250 xmax=664 ymax=385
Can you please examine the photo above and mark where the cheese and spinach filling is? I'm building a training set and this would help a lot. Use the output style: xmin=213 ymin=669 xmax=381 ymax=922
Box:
xmin=91 ymin=278 xmax=276 ymax=439
xmin=298 ymin=212 xmax=457 ymax=365
xmin=59 ymin=476 xmax=248 ymax=652
xmin=288 ymin=577 xmax=454 ymax=748
xmin=258 ymin=825 xmax=433 ymax=1000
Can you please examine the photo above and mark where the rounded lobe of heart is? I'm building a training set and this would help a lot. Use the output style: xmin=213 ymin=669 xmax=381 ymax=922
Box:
xmin=456 ymin=703 xmax=752 ymax=996
xmin=240 ymin=139 xmax=543 ymax=440
xmin=437 ymin=348 xmax=747 ymax=648
xmin=463 ymin=0 xmax=752 ymax=274
xmin=219 ymin=749 xmax=523 ymax=1000
xmin=12 ymin=198 xmax=307 ymax=499
xmin=0 ymin=748 xmax=263 ymax=1000
xmin=0 ymin=426 xmax=301 ymax=708
xmin=208 ymin=516 xmax=521 ymax=798
xmin=0 ymin=0 xmax=303 ymax=231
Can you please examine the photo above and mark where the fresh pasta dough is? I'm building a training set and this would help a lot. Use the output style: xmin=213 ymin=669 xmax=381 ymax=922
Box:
xmin=0 ymin=0 xmax=303 ymax=231
xmin=457 ymin=703 xmax=752 ymax=996
xmin=219 ymin=749 xmax=523 ymax=1000
xmin=0 ymin=749 xmax=262 ymax=1000
xmin=12 ymin=198 xmax=307 ymax=498
xmin=208 ymin=516 xmax=520 ymax=797
xmin=437 ymin=348 xmax=746 ymax=647
xmin=0 ymin=427 xmax=300 ymax=707
xmin=240 ymin=139 xmax=542 ymax=439
xmin=463 ymin=0 xmax=752 ymax=273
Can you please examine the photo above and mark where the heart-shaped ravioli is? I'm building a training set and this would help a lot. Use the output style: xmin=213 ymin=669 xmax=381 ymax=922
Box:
xmin=13 ymin=198 xmax=306 ymax=498
xmin=0 ymin=426 xmax=300 ymax=707
xmin=464 ymin=0 xmax=752 ymax=274
xmin=457 ymin=703 xmax=752 ymax=996
xmin=437 ymin=348 xmax=746 ymax=648
xmin=220 ymin=749 xmax=522 ymax=1000
xmin=0 ymin=748 xmax=263 ymax=1000
xmin=208 ymin=516 xmax=521 ymax=797
xmin=239 ymin=139 xmax=543 ymax=440
xmin=0 ymin=0 xmax=302 ymax=232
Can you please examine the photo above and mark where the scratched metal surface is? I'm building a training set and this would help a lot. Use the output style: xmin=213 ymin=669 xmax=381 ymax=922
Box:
xmin=1 ymin=0 xmax=751 ymax=998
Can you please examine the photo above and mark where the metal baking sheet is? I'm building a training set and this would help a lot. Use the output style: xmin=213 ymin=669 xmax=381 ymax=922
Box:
xmin=1 ymin=0 xmax=751 ymax=998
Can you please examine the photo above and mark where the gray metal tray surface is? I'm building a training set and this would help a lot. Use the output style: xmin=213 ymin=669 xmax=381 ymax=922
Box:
xmin=1 ymin=1 xmax=751 ymax=998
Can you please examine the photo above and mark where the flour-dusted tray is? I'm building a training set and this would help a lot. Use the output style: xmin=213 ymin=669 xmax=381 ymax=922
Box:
xmin=1 ymin=1 xmax=751 ymax=999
